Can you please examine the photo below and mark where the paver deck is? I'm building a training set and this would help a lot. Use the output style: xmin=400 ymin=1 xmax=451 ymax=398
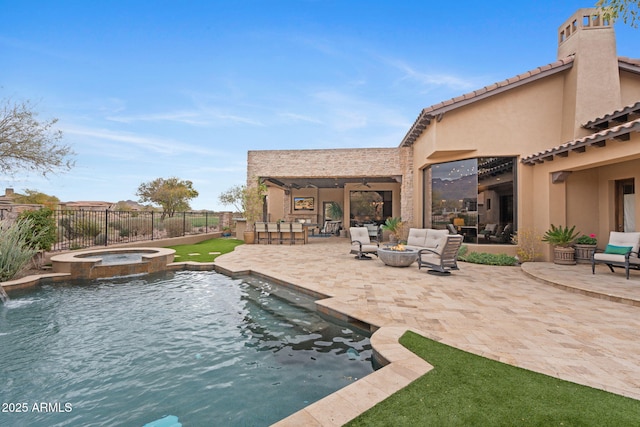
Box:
xmin=213 ymin=237 xmax=640 ymax=426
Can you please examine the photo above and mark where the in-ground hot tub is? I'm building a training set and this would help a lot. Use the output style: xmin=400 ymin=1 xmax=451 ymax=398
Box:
xmin=50 ymin=247 xmax=176 ymax=280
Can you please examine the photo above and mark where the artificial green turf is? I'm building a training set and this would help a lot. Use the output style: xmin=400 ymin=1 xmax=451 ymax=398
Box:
xmin=347 ymin=331 xmax=640 ymax=426
xmin=166 ymin=238 xmax=243 ymax=263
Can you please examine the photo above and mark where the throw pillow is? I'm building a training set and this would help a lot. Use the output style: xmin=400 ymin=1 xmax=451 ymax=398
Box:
xmin=604 ymin=244 xmax=633 ymax=255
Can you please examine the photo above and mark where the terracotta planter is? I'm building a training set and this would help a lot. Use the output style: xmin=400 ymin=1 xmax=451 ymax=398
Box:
xmin=574 ymin=244 xmax=596 ymax=264
xmin=553 ymin=246 xmax=576 ymax=265
xmin=243 ymin=230 xmax=256 ymax=244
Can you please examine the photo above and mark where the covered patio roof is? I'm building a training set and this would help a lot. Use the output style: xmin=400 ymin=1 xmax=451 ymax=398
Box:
xmin=263 ymin=175 xmax=401 ymax=190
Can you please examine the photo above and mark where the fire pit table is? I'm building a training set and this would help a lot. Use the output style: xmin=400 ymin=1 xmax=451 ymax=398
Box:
xmin=377 ymin=245 xmax=419 ymax=267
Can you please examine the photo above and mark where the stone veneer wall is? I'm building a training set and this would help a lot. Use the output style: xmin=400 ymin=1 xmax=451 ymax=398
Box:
xmin=398 ymin=145 xmax=414 ymax=226
xmin=247 ymin=147 xmax=415 ymax=224
xmin=248 ymin=148 xmax=402 ymax=178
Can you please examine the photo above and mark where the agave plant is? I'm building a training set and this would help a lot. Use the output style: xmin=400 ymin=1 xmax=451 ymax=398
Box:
xmin=381 ymin=217 xmax=404 ymax=240
xmin=541 ymin=224 xmax=580 ymax=247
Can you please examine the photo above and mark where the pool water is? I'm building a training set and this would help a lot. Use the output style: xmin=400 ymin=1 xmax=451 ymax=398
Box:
xmin=0 ymin=271 xmax=373 ymax=426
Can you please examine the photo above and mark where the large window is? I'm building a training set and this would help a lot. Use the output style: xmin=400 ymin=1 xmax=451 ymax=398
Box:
xmin=425 ymin=157 xmax=516 ymax=244
xmin=349 ymin=191 xmax=392 ymax=226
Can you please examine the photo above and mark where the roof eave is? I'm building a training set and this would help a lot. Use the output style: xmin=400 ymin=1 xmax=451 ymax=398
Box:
xmin=399 ymin=58 xmax=575 ymax=147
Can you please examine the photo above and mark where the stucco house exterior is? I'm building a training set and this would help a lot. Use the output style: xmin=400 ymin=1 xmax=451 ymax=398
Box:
xmin=247 ymin=8 xmax=640 ymax=260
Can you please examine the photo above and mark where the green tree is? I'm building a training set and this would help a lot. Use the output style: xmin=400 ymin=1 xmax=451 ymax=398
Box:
xmin=13 ymin=189 xmax=60 ymax=209
xmin=242 ymin=179 xmax=267 ymax=231
xmin=0 ymin=98 xmax=74 ymax=176
xmin=218 ymin=180 xmax=267 ymax=230
xmin=218 ymin=184 xmax=245 ymax=213
xmin=597 ymin=0 xmax=640 ymax=27
xmin=136 ymin=177 xmax=199 ymax=220
xmin=17 ymin=208 xmax=57 ymax=251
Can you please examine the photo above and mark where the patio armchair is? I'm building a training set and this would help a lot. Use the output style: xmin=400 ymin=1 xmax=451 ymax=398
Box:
xmin=349 ymin=227 xmax=379 ymax=260
xmin=489 ymin=223 xmax=513 ymax=244
xmin=478 ymin=223 xmax=498 ymax=241
xmin=592 ymin=231 xmax=640 ymax=279
xmin=418 ymin=234 xmax=464 ymax=275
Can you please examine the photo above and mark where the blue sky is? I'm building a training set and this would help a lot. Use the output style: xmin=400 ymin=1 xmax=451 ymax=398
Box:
xmin=1 ymin=1 xmax=637 ymax=210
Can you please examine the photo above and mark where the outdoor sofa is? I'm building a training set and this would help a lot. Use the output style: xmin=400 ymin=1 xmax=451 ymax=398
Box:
xmin=405 ymin=228 xmax=464 ymax=274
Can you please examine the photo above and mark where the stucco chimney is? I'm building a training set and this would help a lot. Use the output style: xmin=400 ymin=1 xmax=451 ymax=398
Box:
xmin=557 ymin=8 xmax=622 ymax=139
xmin=5 ymin=188 xmax=14 ymax=197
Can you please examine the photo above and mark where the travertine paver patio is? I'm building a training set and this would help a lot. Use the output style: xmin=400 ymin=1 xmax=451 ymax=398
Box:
xmin=213 ymin=237 xmax=640 ymax=426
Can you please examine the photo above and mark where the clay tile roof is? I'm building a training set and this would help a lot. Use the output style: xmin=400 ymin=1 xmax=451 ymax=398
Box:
xmin=400 ymin=57 xmax=575 ymax=147
xmin=521 ymin=117 xmax=640 ymax=165
xmin=583 ymin=100 xmax=640 ymax=129
xmin=619 ymin=56 xmax=640 ymax=67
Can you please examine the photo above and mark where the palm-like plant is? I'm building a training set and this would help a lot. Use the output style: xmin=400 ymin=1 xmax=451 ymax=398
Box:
xmin=541 ymin=224 xmax=580 ymax=247
xmin=381 ymin=217 xmax=404 ymax=240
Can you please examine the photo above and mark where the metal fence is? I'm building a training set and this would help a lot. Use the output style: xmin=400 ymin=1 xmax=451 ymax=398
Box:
xmin=51 ymin=210 xmax=229 ymax=251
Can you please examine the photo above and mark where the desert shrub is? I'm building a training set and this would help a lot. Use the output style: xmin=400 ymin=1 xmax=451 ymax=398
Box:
xmin=0 ymin=218 xmax=43 ymax=281
xmin=119 ymin=228 xmax=130 ymax=238
xmin=58 ymin=216 xmax=77 ymax=240
xmin=163 ymin=217 xmax=192 ymax=238
xmin=94 ymin=233 xmax=107 ymax=246
xmin=17 ymin=208 xmax=57 ymax=251
xmin=514 ymin=228 xmax=543 ymax=262
xmin=458 ymin=246 xmax=518 ymax=266
xmin=74 ymin=219 xmax=102 ymax=238
xmin=128 ymin=217 xmax=153 ymax=236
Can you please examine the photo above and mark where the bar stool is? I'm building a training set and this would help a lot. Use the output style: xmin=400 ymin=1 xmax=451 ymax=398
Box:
xmin=266 ymin=222 xmax=281 ymax=244
xmin=255 ymin=222 xmax=268 ymax=244
xmin=280 ymin=222 xmax=292 ymax=245
xmin=290 ymin=222 xmax=304 ymax=244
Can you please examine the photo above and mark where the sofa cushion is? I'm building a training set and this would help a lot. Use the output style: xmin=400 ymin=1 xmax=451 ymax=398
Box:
xmin=425 ymin=229 xmax=449 ymax=253
xmin=407 ymin=228 xmax=428 ymax=247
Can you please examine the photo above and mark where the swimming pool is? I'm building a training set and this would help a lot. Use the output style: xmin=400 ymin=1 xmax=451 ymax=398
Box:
xmin=0 ymin=271 xmax=373 ymax=426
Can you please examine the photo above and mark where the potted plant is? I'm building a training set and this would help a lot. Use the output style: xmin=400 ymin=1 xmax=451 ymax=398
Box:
xmin=242 ymin=179 xmax=268 ymax=244
xmin=574 ymin=233 xmax=597 ymax=264
xmin=542 ymin=224 xmax=580 ymax=265
xmin=381 ymin=217 xmax=404 ymax=243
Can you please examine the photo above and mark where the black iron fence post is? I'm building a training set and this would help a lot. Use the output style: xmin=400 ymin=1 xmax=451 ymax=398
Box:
xmin=104 ymin=209 xmax=109 ymax=246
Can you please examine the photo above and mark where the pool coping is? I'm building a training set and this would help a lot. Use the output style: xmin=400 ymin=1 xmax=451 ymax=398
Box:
xmin=2 ymin=259 xmax=429 ymax=426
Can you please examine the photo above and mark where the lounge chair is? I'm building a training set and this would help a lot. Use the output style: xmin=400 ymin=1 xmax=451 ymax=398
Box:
xmin=592 ymin=231 xmax=640 ymax=279
xmin=349 ymin=227 xmax=379 ymax=260
xmin=418 ymin=234 xmax=463 ymax=275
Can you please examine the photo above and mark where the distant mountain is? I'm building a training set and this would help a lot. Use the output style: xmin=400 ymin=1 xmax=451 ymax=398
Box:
xmin=432 ymin=176 xmax=477 ymax=201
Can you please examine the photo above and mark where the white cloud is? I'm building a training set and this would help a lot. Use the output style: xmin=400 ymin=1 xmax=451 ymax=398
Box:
xmin=62 ymin=125 xmax=222 ymax=156
xmin=374 ymin=54 xmax=477 ymax=92
xmin=278 ymin=112 xmax=323 ymax=124
xmin=107 ymin=109 xmax=263 ymax=127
